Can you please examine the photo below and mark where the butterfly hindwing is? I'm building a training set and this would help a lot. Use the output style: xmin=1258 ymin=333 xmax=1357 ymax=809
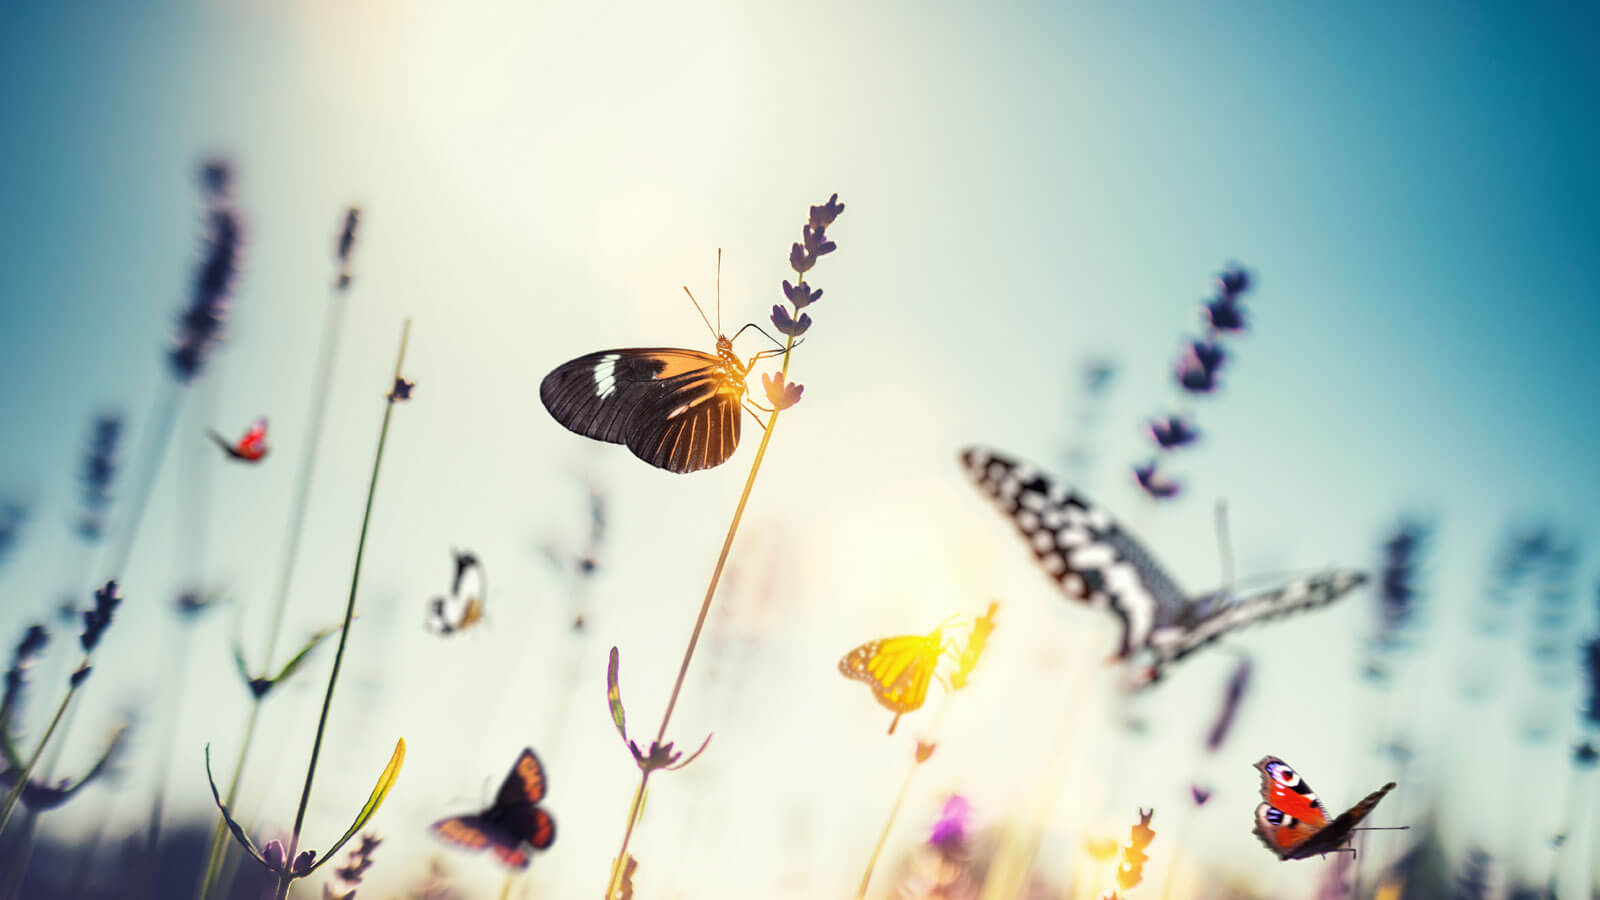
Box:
xmin=1252 ymin=756 xmax=1396 ymax=860
xmin=431 ymin=748 xmax=556 ymax=870
xmin=541 ymin=347 xmax=745 ymax=473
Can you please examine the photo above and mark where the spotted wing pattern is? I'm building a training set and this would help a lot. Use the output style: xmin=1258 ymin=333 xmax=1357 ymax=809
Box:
xmin=961 ymin=447 xmax=1367 ymax=684
xmin=541 ymin=347 xmax=745 ymax=473
xmin=1252 ymin=756 xmax=1394 ymax=860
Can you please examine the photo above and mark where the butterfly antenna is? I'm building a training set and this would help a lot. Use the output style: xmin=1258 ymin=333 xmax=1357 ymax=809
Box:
xmin=1351 ymin=826 xmax=1412 ymax=832
xmin=716 ymin=247 xmax=723 ymax=334
xmin=682 ymin=286 xmax=719 ymax=341
xmin=1215 ymin=499 xmax=1235 ymax=596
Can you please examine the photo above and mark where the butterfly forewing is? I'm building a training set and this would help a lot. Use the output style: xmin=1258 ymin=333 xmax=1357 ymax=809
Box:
xmin=1251 ymin=756 xmax=1395 ymax=860
xmin=839 ymin=632 xmax=943 ymax=731
xmin=541 ymin=347 xmax=746 ymax=473
xmin=498 ymin=748 xmax=547 ymax=807
xmin=960 ymin=447 xmax=1187 ymax=657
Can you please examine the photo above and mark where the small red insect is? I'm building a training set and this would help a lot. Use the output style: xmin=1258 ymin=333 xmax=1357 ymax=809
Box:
xmin=208 ymin=417 xmax=268 ymax=462
xmin=1252 ymin=756 xmax=1401 ymax=859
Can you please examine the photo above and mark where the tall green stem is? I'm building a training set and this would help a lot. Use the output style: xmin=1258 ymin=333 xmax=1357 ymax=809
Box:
xmin=199 ymin=283 xmax=349 ymax=900
xmin=604 ymin=334 xmax=795 ymax=898
xmin=856 ymin=762 xmax=917 ymax=900
xmin=274 ymin=320 xmax=410 ymax=900
xmin=0 ymin=685 xmax=77 ymax=835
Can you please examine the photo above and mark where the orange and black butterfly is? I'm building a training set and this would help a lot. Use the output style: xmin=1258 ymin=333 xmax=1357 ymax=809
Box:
xmin=540 ymin=268 xmax=787 ymax=474
xmin=207 ymin=417 xmax=268 ymax=462
xmin=1252 ymin=756 xmax=1398 ymax=860
xmin=838 ymin=622 xmax=957 ymax=734
xmin=430 ymin=748 xmax=556 ymax=869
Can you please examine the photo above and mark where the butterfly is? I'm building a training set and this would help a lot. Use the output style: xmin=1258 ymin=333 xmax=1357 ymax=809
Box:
xmin=1252 ymin=756 xmax=1395 ymax=860
xmin=208 ymin=417 xmax=268 ymax=462
xmin=430 ymin=748 xmax=556 ymax=869
xmin=838 ymin=622 xmax=955 ymax=734
xmin=540 ymin=272 xmax=788 ymax=473
xmin=426 ymin=550 xmax=486 ymax=635
xmin=961 ymin=447 xmax=1367 ymax=686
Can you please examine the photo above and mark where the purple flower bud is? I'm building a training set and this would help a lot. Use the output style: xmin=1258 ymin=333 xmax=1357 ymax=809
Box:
xmin=1148 ymin=415 xmax=1199 ymax=450
xmin=761 ymin=372 xmax=804 ymax=411
xmin=801 ymin=225 xmax=836 ymax=257
xmin=782 ymin=279 xmax=822 ymax=310
xmin=788 ymin=243 xmax=815 ymax=274
xmin=1191 ymin=785 xmax=1212 ymax=806
xmin=808 ymin=193 xmax=845 ymax=229
xmin=1133 ymin=461 xmax=1181 ymax=499
xmin=770 ymin=305 xmax=811 ymax=337
xmin=293 ymin=849 xmax=316 ymax=875
xmin=1203 ymin=297 xmax=1246 ymax=333
xmin=929 ymin=795 xmax=971 ymax=848
xmin=80 ymin=581 xmax=122 ymax=653
xmin=263 ymin=840 xmax=286 ymax=872
xmin=1216 ymin=265 xmax=1251 ymax=299
xmin=1190 ymin=338 xmax=1226 ymax=376
xmin=1174 ymin=352 xmax=1218 ymax=394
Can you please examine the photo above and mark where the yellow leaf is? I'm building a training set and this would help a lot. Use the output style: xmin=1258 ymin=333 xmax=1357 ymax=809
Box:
xmin=308 ymin=737 xmax=405 ymax=876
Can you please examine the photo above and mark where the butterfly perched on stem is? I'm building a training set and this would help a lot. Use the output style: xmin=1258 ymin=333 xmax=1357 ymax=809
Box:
xmin=430 ymin=748 xmax=556 ymax=869
xmin=961 ymin=447 xmax=1367 ymax=686
xmin=1252 ymin=756 xmax=1397 ymax=860
xmin=207 ymin=417 xmax=268 ymax=462
xmin=540 ymin=261 xmax=789 ymax=474
xmin=838 ymin=622 xmax=957 ymax=734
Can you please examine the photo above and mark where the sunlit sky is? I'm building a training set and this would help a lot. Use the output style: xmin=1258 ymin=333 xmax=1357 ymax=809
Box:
xmin=1 ymin=1 xmax=1597 ymax=897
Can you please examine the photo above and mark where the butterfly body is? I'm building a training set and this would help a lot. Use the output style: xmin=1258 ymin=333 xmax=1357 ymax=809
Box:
xmin=961 ymin=447 xmax=1366 ymax=685
xmin=838 ymin=626 xmax=949 ymax=734
xmin=431 ymin=748 xmax=555 ymax=869
xmin=541 ymin=337 xmax=752 ymax=474
xmin=1252 ymin=756 xmax=1394 ymax=860
xmin=209 ymin=417 xmax=268 ymax=462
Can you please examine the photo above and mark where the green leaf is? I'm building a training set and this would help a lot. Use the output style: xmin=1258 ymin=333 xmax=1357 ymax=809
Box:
xmin=308 ymin=737 xmax=405 ymax=875
xmin=231 ymin=642 xmax=253 ymax=691
xmin=271 ymin=625 xmax=341 ymax=687
xmin=607 ymin=646 xmax=627 ymax=743
xmin=204 ymin=744 xmax=270 ymax=869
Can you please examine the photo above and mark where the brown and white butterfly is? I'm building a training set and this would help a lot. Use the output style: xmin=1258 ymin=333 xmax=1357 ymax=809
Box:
xmin=540 ymin=270 xmax=787 ymax=474
xmin=1252 ymin=756 xmax=1399 ymax=860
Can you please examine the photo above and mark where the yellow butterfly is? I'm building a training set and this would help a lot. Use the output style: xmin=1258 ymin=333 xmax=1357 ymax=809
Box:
xmin=838 ymin=621 xmax=957 ymax=734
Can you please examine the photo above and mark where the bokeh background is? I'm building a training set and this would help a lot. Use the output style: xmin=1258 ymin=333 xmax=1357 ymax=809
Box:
xmin=0 ymin=0 xmax=1596 ymax=897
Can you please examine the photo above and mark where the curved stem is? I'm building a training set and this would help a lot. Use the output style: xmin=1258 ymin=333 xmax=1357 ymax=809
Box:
xmin=0 ymin=684 xmax=77 ymax=835
xmin=856 ymin=761 xmax=917 ymax=900
xmin=275 ymin=320 xmax=410 ymax=900
xmin=603 ymin=334 xmax=795 ymax=899
xmin=197 ymin=700 xmax=261 ymax=899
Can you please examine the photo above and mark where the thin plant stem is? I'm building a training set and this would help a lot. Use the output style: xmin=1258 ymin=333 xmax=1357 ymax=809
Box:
xmin=199 ymin=281 xmax=349 ymax=900
xmin=104 ymin=382 xmax=183 ymax=582
xmin=500 ymin=871 xmax=517 ymax=900
xmin=603 ymin=333 xmax=796 ymax=898
xmin=275 ymin=320 xmax=410 ymax=900
xmin=0 ymin=685 xmax=77 ymax=834
xmin=856 ymin=763 xmax=918 ymax=900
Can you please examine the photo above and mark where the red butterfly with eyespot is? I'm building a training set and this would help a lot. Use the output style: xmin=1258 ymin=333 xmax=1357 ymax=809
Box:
xmin=208 ymin=417 xmax=268 ymax=462
xmin=431 ymin=748 xmax=556 ymax=870
xmin=1252 ymin=756 xmax=1401 ymax=860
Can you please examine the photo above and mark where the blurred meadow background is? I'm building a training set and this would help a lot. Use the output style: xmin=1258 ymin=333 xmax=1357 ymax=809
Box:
xmin=1 ymin=0 xmax=1597 ymax=897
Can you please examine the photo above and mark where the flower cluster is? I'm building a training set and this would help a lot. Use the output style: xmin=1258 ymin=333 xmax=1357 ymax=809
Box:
xmin=1114 ymin=808 xmax=1156 ymax=891
xmin=79 ymin=581 xmax=122 ymax=655
xmin=605 ymin=647 xmax=711 ymax=775
xmin=2 ymin=624 xmax=49 ymax=717
xmin=323 ymin=833 xmax=381 ymax=899
xmin=0 ymin=503 xmax=25 ymax=566
xmin=77 ymin=413 xmax=123 ymax=541
xmin=1133 ymin=264 xmax=1253 ymax=500
xmin=170 ymin=159 xmax=245 ymax=383
xmin=764 ymin=193 xmax=844 ymax=409
xmin=949 ymin=601 xmax=997 ymax=692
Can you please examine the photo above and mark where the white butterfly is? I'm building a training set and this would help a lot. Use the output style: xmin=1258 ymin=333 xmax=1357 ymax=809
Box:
xmin=961 ymin=447 xmax=1366 ymax=685
xmin=426 ymin=550 xmax=487 ymax=635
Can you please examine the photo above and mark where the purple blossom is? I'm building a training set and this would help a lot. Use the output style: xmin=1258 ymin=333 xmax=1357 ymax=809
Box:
xmin=808 ymin=193 xmax=845 ymax=229
xmin=770 ymin=305 xmax=812 ymax=337
xmin=801 ymin=225 xmax=836 ymax=257
xmin=929 ymin=795 xmax=971 ymax=848
xmin=1202 ymin=296 xmax=1246 ymax=333
xmin=782 ymin=279 xmax=822 ymax=310
xmin=1204 ymin=655 xmax=1251 ymax=752
xmin=1174 ymin=351 xmax=1218 ymax=393
xmin=761 ymin=372 xmax=804 ymax=410
xmin=1148 ymin=415 xmax=1199 ymax=450
xmin=80 ymin=581 xmax=122 ymax=654
xmin=1133 ymin=461 xmax=1181 ymax=499
xmin=788 ymin=242 xmax=816 ymax=274
xmin=1216 ymin=265 xmax=1251 ymax=300
xmin=1189 ymin=338 xmax=1227 ymax=376
xmin=1190 ymin=785 xmax=1212 ymax=806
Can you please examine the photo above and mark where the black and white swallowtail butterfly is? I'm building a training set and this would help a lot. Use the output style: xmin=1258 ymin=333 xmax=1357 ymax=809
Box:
xmin=960 ymin=447 xmax=1367 ymax=686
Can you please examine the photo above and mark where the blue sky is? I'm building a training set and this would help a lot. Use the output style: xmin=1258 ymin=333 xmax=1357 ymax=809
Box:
xmin=0 ymin=1 xmax=1596 ymax=896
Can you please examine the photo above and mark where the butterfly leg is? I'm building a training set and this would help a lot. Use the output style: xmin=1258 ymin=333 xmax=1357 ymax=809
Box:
xmin=741 ymin=400 xmax=772 ymax=432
